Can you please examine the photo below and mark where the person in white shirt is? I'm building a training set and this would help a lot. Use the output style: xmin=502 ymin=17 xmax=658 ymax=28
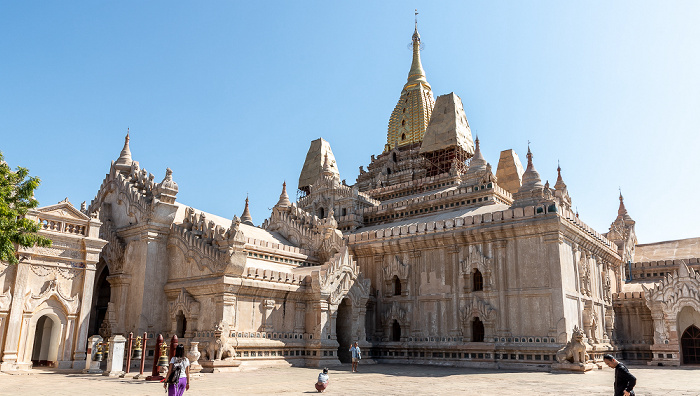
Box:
xmin=315 ymin=367 xmax=330 ymax=392
xmin=163 ymin=344 xmax=190 ymax=396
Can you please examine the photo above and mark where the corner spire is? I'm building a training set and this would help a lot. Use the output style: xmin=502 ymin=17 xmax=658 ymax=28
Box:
xmin=240 ymin=195 xmax=253 ymax=226
xmin=114 ymin=129 xmax=133 ymax=173
xmin=518 ymin=144 xmax=543 ymax=191
xmin=275 ymin=182 xmax=292 ymax=208
xmin=554 ymin=160 xmax=567 ymax=190
xmin=618 ymin=190 xmax=627 ymax=216
xmin=465 ymin=136 xmax=487 ymax=175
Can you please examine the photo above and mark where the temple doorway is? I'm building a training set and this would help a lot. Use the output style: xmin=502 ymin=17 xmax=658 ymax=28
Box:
xmin=472 ymin=317 xmax=485 ymax=342
xmin=336 ymin=298 xmax=353 ymax=363
xmin=90 ymin=265 xmax=111 ymax=336
xmin=392 ymin=320 xmax=401 ymax=341
xmin=681 ymin=325 xmax=700 ymax=365
xmin=31 ymin=315 xmax=58 ymax=367
xmin=176 ymin=311 xmax=187 ymax=338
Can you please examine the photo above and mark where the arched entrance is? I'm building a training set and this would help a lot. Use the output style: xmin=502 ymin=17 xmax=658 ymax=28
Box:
xmin=681 ymin=325 xmax=700 ymax=365
xmin=31 ymin=315 xmax=59 ymax=367
xmin=90 ymin=265 xmax=111 ymax=336
xmin=392 ymin=320 xmax=401 ymax=342
xmin=336 ymin=298 xmax=353 ymax=363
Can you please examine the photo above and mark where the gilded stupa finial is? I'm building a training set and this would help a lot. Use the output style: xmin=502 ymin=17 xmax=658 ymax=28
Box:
xmin=407 ymin=9 xmax=426 ymax=85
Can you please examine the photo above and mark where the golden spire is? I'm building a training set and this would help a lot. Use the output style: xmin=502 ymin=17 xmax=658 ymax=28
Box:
xmin=385 ymin=11 xmax=435 ymax=151
xmin=406 ymin=9 xmax=427 ymax=86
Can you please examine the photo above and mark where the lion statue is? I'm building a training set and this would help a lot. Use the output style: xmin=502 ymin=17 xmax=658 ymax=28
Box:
xmin=203 ymin=320 xmax=236 ymax=361
xmin=556 ymin=326 xmax=589 ymax=364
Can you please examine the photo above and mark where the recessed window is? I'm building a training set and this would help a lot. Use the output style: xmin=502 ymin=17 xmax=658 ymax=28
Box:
xmin=402 ymin=108 xmax=406 ymax=113
xmin=473 ymin=269 xmax=484 ymax=291
xmin=401 ymin=120 xmax=406 ymax=126
xmin=401 ymin=133 xmax=406 ymax=140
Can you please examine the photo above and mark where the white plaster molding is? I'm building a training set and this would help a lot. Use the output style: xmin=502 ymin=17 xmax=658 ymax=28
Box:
xmin=24 ymin=279 xmax=80 ymax=314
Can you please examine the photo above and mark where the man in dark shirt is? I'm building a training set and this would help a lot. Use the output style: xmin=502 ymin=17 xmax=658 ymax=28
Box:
xmin=603 ymin=354 xmax=636 ymax=396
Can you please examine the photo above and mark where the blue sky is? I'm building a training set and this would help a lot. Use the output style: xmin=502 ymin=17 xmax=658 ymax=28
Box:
xmin=1 ymin=1 xmax=698 ymax=244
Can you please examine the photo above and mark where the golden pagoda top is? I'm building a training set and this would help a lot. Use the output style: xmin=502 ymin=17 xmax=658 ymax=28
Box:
xmin=385 ymin=11 xmax=435 ymax=151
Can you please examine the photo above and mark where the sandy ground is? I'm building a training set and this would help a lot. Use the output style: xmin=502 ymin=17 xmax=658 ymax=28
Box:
xmin=1 ymin=363 xmax=699 ymax=395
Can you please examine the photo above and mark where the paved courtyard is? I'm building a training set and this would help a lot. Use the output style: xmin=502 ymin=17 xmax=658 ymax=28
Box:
xmin=1 ymin=363 xmax=698 ymax=396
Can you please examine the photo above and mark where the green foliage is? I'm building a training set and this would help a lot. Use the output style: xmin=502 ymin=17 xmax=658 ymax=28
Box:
xmin=0 ymin=151 xmax=51 ymax=264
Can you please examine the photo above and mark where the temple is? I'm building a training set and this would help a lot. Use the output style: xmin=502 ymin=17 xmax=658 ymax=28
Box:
xmin=1 ymin=20 xmax=698 ymax=373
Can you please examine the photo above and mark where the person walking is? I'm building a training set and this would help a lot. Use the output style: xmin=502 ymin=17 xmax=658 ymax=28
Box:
xmin=349 ymin=342 xmax=361 ymax=373
xmin=314 ymin=367 xmax=330 ymax=392
xmin=603 ymin=354 xmax=636 ymax=396
xmin=163 ymin=344 xmax=190 ymax=396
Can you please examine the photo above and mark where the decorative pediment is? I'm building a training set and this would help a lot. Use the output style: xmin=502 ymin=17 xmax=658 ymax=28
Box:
xmin=169 ymin=288 xmax=200 ymax=319
xmin=383 ymin=255 xmax=410 ymax=281
xmin=35 ymin=200 xmax=90 ymax=221
xmin=643 ymin=261 xmax=700 ymax=314
xmin=24 ymin=279 xmax=80 ymax=314
xmin=461 ymin=244 xmax=493 ymax=273
xmin=382 ymin=302 xmax=409 ymax=326
xmin=461 ymin=298 xmax=496 ymax=324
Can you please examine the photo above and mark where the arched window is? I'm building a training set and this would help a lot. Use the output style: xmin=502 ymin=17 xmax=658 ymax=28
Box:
xmin=392 ymin=152 xmax=398 ymax=162
xmin=401 ymin=120 xmax=406 ymax=126
xmin=318 ymin=207 xmax=325 ymax=219
xmin=341 ymin=208 xmax=347 ymax=217
xmin=402 ymin=108 xmax=406 ymax=113
xmin=393 ymin=275 xmax=401 ymax=296
xmin=473 ymin=269 xmax=483 ymax=291
xmin=401 ymin=133 xmax=406 ymax=141
xmin=472 ymin=317 xmax=485 ymax=342
xmin=387 ymin=168 xmax=392 ymax=175
xmin=392 ymin=320 xmax=401 ymax=342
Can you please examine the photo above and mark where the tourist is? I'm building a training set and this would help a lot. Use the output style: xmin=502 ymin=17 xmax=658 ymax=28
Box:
xmin=603 ymin=354 xmax=636 ymax=396
xmin=163 ymin=344 xmax=190 ymax=396
xmin=349 ymin=342 xmax=361 ymax=372
xmin=315 ymin=367 xmax=330 ymax=392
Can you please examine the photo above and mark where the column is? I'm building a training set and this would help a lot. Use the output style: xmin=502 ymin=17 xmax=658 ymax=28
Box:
xmin=0 ymin=263 xmax=29 ymax=370
xmin=103 ymin=334 xmax=126 ymax=377
xmin=72 ymin=264 xmax=97 ymax=367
